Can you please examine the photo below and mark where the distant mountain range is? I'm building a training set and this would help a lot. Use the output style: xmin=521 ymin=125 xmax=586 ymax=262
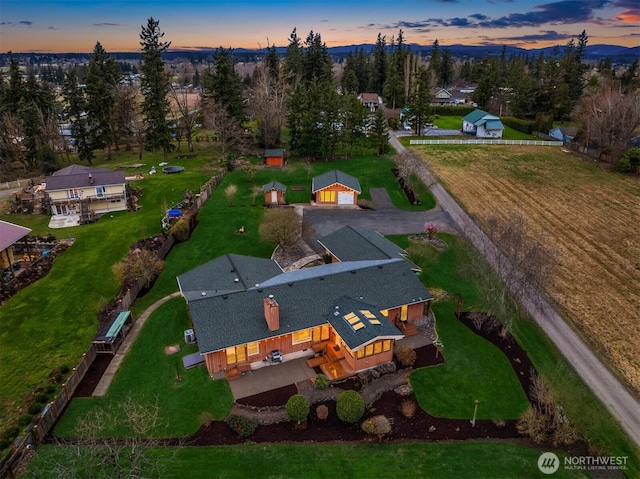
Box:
xmin=3 ymin=43 xmax=637 ymax=64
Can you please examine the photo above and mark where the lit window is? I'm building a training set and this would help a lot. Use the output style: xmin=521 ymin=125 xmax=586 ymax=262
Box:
xmin=319 ymin=190 xmax=336 ymax=202
xmin=374 ymin=342 xmax=382 ymax=354
xmin=383 ymin=340 xmax=391 ymax=352
xmin=292 ymin=329 xmax=312 ymax=344
xmin=353 ymin=322 xmax=365 ymax=331
xmin=247 ymin=342 xmax=259 ymax=356
xmin=360 ymin=310 xmax=376 ymax=319
xmin=369 ymin=319 xmax=381 ymax=325
xmin=226 ymin=347 xmax=237 ymax=365
xmin=380 ymin=309 xmax=388 ymax=317
xmin=365 ymin=344 xmax=374 ymax=356
xmin=357 ymin=349 xmax=364 ymax=359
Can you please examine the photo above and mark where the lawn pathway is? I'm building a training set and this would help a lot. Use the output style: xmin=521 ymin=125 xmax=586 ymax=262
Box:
xmin=92 ymin=291 xmax=181 ymax=397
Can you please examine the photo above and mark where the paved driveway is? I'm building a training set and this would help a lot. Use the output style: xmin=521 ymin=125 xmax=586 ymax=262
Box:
xmin=302 ymin=188 xmax=455 ymax=251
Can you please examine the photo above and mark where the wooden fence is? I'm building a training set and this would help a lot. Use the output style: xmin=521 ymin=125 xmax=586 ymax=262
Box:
xmin=0 ymin=170 xmax=226 ymax=479
xmin=410 ymin=138 xmax=563 ymax=146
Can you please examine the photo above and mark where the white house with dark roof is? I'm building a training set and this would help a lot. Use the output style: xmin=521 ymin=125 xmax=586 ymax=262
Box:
xmin=45 ymin=165 xmax=127 ymax=224
xmin=462 ymin=109 xmax=504 ymax=138
xmin=311 ymin=170 xmax=361 ymax=206
xmin=177 ymin=232 xmax=433 ymax=381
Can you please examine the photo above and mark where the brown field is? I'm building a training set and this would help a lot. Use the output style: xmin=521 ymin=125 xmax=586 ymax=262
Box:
xmin=415 ymin=145 xmax=640 ymax=395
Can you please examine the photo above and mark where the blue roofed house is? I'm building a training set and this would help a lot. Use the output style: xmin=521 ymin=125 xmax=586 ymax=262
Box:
xmin=177 ymin=228 xmax=433 ymax=381
xmin=462 ymin=109 xmax=504 ymax=138
xmin=548 ymin=126 xmax=577 ymax=143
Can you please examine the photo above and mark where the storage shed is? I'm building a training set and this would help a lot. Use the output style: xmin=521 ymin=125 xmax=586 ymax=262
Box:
xmin=262 ymin=180 xmax=286 ymax=205
xmin=93 ymin=310 xmax=134 ymax=354
xmin=264 ymin=149 xmax=285 ymax=166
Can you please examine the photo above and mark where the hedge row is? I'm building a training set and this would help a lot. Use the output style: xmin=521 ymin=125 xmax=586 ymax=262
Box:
xmin=501 ymin=116 xmax=534 ymax=134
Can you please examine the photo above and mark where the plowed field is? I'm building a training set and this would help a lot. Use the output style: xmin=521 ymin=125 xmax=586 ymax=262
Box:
xmin=414 ymin=145 xmax=640 ymax=394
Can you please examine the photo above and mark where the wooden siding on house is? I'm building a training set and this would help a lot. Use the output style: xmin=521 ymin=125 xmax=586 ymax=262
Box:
xmin=314 ymin=184 xmax=358 ymax=205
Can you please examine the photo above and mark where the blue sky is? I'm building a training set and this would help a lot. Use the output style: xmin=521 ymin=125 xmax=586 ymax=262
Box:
xmin=0 ymin=0 xmax=638 ymax=53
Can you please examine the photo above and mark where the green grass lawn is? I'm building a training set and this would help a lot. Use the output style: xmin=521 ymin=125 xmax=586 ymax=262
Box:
xmin=55 ymin=297 xmax=233 ymax=438
xmin=403 ymin=115 xmax=535 ymax=141
xmin=27 ymin=441 xmax=588 ymax=478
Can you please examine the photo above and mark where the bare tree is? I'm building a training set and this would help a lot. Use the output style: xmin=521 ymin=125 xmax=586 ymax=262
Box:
xmin=112 ymin=248 xmax=165 ymax=289
xmin=169 ymin=63 xmax=199 ymax=153
xmin=463 ymin=213 xmax=554 ymax=332
xmin=112 ymin=83 xmax=141 ymax=151
xmin=576 ymin=82 xmax=640 ymax=161
xmin=0 ymin=112 xmax=25 ymax=172
xmin=250 ymin=62 xmax=289 ymax=148
xmin=202 ymin=100 xmax=249 ymax=158
xmin=259 ymin=207 xmax=301 ymax=248
xmin=31 ymin=395 xmax=182 ymax=478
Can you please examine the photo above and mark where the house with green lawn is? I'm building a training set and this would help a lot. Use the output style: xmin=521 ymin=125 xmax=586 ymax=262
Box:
xmin=177 ymin=227 xmax=432 ymax=381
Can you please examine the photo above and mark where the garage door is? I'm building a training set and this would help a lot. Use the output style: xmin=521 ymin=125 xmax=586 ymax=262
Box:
xmin=337 ymin=191 xmax=354 ymax=205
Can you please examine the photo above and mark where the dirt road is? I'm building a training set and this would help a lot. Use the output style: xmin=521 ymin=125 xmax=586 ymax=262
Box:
xmin=389 ymin=132 xmax=640 ymax=448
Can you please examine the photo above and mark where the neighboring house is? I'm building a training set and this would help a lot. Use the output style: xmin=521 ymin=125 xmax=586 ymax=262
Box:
xmin=262 ymin=180 xmax=286 ymax=206
xmin=311 ymin=170 xmax=361 ymax=206
xmin=462 ymin=109 xmax=504 ymax=138
xmin=0 ymin=220 xmax=31 ymax=276
xmin=359 ymin=93 xmax=381 ymax=112
xmin=177 ymin=248 xmax=433 ymax=380
xmin=263 ymin=148 xmax=286 ymax=167
xmin=318 ymin=225 xmax=420 ymax=272
xmin=45 ymin=165 xmax=127 ymax=223
xmin=548 ymin=126 xmax=577 ymax=143
xmin=431 ymin=88 xmax=453 ymax=106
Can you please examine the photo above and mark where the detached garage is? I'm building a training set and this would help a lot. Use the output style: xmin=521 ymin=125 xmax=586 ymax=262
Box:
xmin=311 ymin=170 xmax=361 ymax=206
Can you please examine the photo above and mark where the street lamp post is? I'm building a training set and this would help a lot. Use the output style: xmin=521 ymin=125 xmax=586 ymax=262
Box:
xmin=471 ymin=400 xmax=479 ymax=427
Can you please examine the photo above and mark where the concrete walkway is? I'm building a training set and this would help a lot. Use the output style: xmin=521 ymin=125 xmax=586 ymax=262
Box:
xmin=92 ymin=291 xmax=182 ymax=396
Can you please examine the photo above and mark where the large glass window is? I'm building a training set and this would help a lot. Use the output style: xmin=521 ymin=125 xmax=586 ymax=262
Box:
xmin=292 ymin=329 xmax=312 ymax=344
xmin=312 ymin=324 xmax=329 ymax=342
xmin=226 ymin=347 xmax=237 ymax=365
xmin=319 ymin=190 xmax=335 ymax=202
xmin=247 ymin=342 xmax=259 ymax=356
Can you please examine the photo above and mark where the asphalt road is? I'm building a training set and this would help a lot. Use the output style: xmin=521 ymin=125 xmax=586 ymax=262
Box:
xmin=388 ymin=132 xmax=640 ymax=448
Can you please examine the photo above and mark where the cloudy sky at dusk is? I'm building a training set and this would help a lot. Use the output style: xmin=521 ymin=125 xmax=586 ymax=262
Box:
xmin=1 ymin=0 xmax=638 ymax=53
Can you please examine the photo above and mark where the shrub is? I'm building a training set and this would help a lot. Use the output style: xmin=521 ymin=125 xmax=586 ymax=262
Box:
xmin=27 ymin=403 xmax=42 ymax=415
xmin=314 ymin=374 xmax=330 ymax=390
xmin=316 ymin=404 xmax=329 ymax=421
xmin=59 ymin=365 xmax=70 ymax=375
xmin=357 ymin=199 xmax=375 ymax=210
xmin=616 ymin=156 xmax=632 ymax=173
xmin=423 ymin=221 xmax=439 ymax=240
xmin=170 ymin=218 xmax=191 ymax=242
xmin=34 ymin=393 xmax=48 ymax=404
xmin=361 ymin=415 xmax=392 ymax=437
xmin=45 ymin=385 xmax=55 ymax=394
xmin=286 ymin=394 xmax=310 ymax=424
xmin=17 ymin=414 xmax=33 ymax=427
xmin=3 ymin=426 xmax=20 ymax=441
xmin=396 ymin=345 xmax=417 ymax=368
xmin=492 ymin=419 xmax=506 ymax=428
xmin=226 ymin=414 xmax=258 ymax=438
xmin=399 ymin=399 xmax=417 ymax=418
xmin=501 ymin=116 xmax=534 ymax=134
xmin=336 ymin=390 xmax=365 ymax=424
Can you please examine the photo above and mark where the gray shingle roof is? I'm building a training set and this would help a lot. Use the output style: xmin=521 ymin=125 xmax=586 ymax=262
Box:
xmin=318 ymin=225 xmax=420 ymax=270
xmin=0 ymin=220 xmax=31 ymax=251
xmin=264 ymin=149 xmax=285 ymax=157
xmin=181 ymin=258 xmax=431 ymax=354
xmin=262 ymin=180 xmax=286 ymax=193
xmin=177 ymin=253 xmax=283 ymax=302
xmin=45 ymin=166 xmax=125 ymax=191
xmin=312 ymin=170 xmax=361 ymax=194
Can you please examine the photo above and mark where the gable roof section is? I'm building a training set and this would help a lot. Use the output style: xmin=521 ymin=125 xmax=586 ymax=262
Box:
xmin=177 ymin=253 xmax=283 ymax=302
xmin=327 ymin=297 xmax=403 ymax=351
xmin=318 ymin=225 xmax=420 ymax=271
xmin=462 ymin=109 xmax=490 ymax=124
xmin=360 ymin=93 xmax=379 ymax=104
xmin=484 ymin=119 xmax=504 ymax=130
xmin=262 ymin=180 xmax=286 ymax=193
xmin=264 ymin=149 xmax=285 ymax=157
xmin=183 ymin=258 xmax=432 ymax=354
xmin=46 ymin=166 xmax=125 ymax=191
xmin=312 ymin=170 xmax=361 ymax=194
xmin=0 ymin=220 xmax=31 ymax=251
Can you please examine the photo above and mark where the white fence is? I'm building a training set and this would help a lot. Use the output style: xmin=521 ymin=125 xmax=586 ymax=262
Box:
xmin=409 ymin=139 xmax=563 ymax=146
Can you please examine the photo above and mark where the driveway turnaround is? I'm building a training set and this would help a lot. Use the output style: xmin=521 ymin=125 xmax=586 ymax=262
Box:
xmin=302 ymin=188 xmax=455 ymax=250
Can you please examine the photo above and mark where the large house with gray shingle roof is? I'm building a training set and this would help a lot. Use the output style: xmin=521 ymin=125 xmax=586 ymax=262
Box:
xmin=177 ymin=231 xmax=433 ymax=380
xmin=45 ymin=165 xmax=127 ymax=223
xmin=311 ymin=170 xmax=361 ymax=206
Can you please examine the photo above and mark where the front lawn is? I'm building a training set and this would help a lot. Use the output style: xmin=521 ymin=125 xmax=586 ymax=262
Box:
xmin=27 ymin=441 xmax=587 ymax=479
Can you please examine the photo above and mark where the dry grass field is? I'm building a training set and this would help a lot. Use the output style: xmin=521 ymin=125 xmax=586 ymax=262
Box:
xmin=414 ymin=145 xmax=640 ymax=395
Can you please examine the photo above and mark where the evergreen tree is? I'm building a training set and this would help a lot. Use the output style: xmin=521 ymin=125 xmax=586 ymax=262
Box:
xmin=406 ymin=66 xmax=432 ymax=135
xmin=201 ymin=47 xmax=245 ymax=122
xmin=439 ymin=49 xmax=454 ymax=87
xmin=4 ymin=54 xmax=23 ymax=115
xmin=303 ymin=31 xmax=333 ymax=84
xmin=368 ymin=33 xmax=387 ymax=94
xmin=85 ymin=41 xmax=121 ymax=159
xmin=341 ymin=52 xmax=359 ymax=95
xmin=139 ymin=17 xmax=173 ymax=161
xmin=429 ymin=40 xmax=441 ymax=86
xmin=284 ymin=28 xmax=304 ymax=85
xmin=62 ymin=67 xmax=93 ymax=164
xmin=368 ymin=108 xmax=389 ymax=155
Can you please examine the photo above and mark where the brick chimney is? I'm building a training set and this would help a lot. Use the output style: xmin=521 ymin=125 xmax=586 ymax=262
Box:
xmin=263 ymin=295 xmax=279 ymax=331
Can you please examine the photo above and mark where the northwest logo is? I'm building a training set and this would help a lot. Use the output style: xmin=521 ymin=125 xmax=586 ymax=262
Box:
xmin=538 ymin=452 xmax=560 ymax=474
